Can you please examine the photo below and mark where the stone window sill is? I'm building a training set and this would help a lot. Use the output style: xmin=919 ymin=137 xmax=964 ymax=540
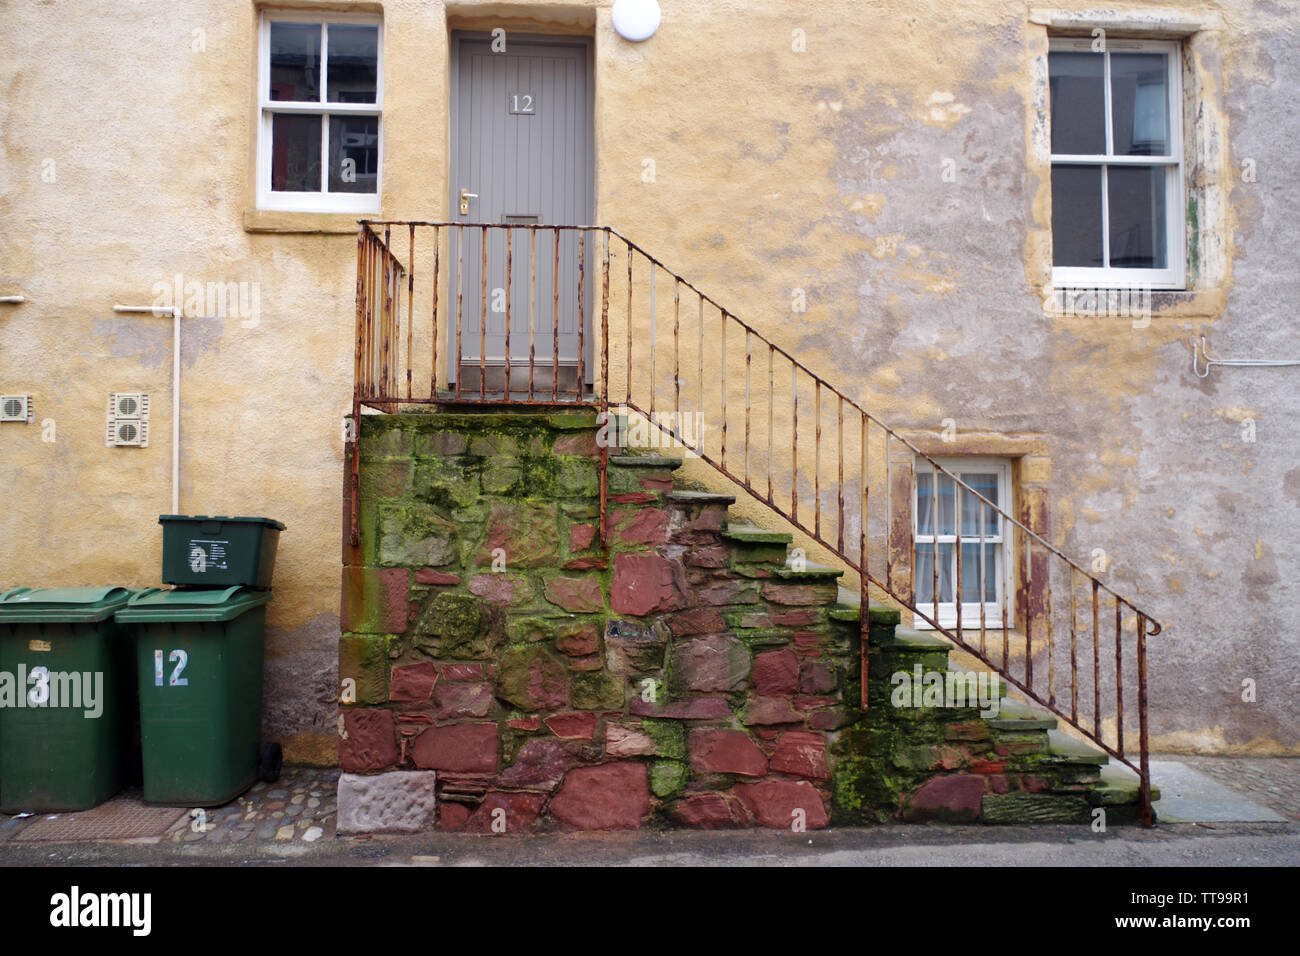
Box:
xmin=243 ymin=208 xmax=365 ymax=235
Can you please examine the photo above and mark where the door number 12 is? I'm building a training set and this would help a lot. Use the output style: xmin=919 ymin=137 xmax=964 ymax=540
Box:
xmin=154 ymin=649 xmax=189 ymax=686
xmin=509 ymin=92 xmax=535 ymax=115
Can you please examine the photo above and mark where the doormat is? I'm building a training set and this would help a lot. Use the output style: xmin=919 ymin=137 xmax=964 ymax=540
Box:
xmin=13 ymin=792 xmax=188 ymax=842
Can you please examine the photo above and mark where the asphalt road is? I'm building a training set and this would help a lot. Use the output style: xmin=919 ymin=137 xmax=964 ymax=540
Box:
xmin=2 ymin=820 xmax=1296 ymax=867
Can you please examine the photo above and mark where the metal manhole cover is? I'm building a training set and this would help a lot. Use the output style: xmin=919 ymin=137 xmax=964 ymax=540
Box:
xmin=14 ymin=793 xmax=188 ymax=842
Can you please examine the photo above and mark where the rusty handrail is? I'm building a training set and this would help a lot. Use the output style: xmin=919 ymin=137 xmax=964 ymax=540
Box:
xmin=352 ymin=220 xmax=1158 ymax=826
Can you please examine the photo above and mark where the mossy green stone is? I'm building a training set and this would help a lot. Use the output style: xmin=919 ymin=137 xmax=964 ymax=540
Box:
xmin=570 ymin=670 xmax=623 ymax=710
xmin=338 ymin=633 xmax=390 ymax=704
xmin=649 ymin=760 xmax=688 ymax=798
xmin=376 ymin=501 xmax=458 ymax=567
xmin=642 ymin=718 xmax=685 ymax=759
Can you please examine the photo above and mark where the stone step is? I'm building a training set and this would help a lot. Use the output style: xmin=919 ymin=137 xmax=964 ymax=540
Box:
xmin=828 ymin=603 xmax=903 ymax=627
xmin=608 ymin=454 xmax=683 ymax=470
xmin=987 ymin=697 xmax=1057 ymax=730
xmin=771 ymin=562 xmax=844 ymax=582
xmin=1088 ymin=764 xmax=1161 ymax=805
xmin=1046 ymin=728 xmax=1109 ymax=766
xmin=721 ymin=523 xmax=793 ymax=545
xmin=664 ymin=491 xmax=737 ymax=507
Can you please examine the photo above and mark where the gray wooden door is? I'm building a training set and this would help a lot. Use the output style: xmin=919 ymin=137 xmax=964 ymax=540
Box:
xmin=450 ymin=34 xmax=593 ymax=395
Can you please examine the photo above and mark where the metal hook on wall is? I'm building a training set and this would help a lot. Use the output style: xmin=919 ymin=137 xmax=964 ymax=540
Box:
xmin=1190 ymin=335 xmax=1300 ymax=379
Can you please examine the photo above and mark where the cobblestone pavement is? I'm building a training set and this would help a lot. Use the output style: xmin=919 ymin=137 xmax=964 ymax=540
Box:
xmin=2 ymin=760 xmax=1295 ymax=848
xmin=0 ymin=768 xmax=338 ymax=846
xmin=1165 ymin=755 xmax=1300 ymax=821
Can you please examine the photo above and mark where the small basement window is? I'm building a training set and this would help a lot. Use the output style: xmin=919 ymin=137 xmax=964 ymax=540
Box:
xmin=913 ymin=457 xmax=1014 ymax=630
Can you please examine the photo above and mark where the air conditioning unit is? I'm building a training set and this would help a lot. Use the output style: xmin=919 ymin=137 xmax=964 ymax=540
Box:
xmin=0 ymin=395 xmax=31 ymax=423
xmin=105 ymin=392 xmax=150 ymax=447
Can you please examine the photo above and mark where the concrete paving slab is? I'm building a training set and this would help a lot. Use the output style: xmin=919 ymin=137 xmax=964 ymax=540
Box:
xmin=1151 ymin=760 xmax=1285 ymax=823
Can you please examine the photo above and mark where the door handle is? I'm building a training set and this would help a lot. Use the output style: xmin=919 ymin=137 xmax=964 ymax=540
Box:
xmin=459 ymin=188 xmax=479 ymax=216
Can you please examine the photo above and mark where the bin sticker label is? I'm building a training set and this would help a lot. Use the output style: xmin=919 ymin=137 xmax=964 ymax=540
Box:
xmin=28 ymin=639 xmax=51 ymax=652
xmin=188 ymin=538 xmax=229 ymax=572
xmin=154 ymin=648 xmax=189 ymax=687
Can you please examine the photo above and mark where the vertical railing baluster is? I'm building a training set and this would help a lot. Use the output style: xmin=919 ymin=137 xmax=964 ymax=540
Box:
xmin=791 ymin=365 xmax=798 ymax=524
xmin=837 ymin=396 xmax=844 ymax=555
xmin=382 ymin=226 xmax=392 ymax=399
xmin=626 ymin=246 xmax=633 ymax=407
xmin=814 ymin=381 xmax=821 ymax=540
xmin=1092 ymin=580 xmax=1101 ymax=739
xmin=885 ymin=433 xmax=892 ymax=593
xmin=480 ymin=225 xmax=487 ymax=401
xmin=697 ymin=296 xmax=703 ymax=451
xmin=767 ymin=347 xmax=774 ymax=505
xmin=431 ymin=225 xmax=440 ymax=397
xmin=745 ymin=330 xmax=752 ymax=488
xmin=552 ymin=227 xmax=560 ymax=402
xmin=955 ymin=482 xmax=963 ymax=639
xmin=455 ymin=225 xmax=464 ymax=400
xmin=1025 ymin=535 xmax=1033 ymax=691
xmin=649 ymin=265 xmax=656 ymax=418
xmin=859 ymin=411 xmax=869 ymax=713
xmin=600 ymin=229 xmax=610 ymax=546
xmin=1070 ymin=568 xmax=1079 ymax=723
xmin=576 ymin=230 xmax=585 ymax=400
xmin=505 ymin=228 xmax=512 ymax=400
xmin=1115 ymin=599 xmax=1124 ymax=757
xmin=674 ymin=279 xmax=681 ymax=440
xmin=1137 ymin=613 xmax=1152 ymax=827
xmin=861 ymin=413 xmax=868 ymax=580
xmin=407 ymin=224 xmax=415 ymax=399
xmin=720 ymin=310 xmax=727 ymax=470
xmin=932 ymin=460 xmax=939 ymax=627
xmin=529 ymin=229 xmax=537 ymax=401
xmin=978 ymin=496 xmax=986 ymax=658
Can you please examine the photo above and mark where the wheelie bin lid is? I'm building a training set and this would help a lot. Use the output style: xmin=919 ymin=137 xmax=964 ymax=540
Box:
xmin=115 ymin=586 xmax=273 ymax=623
xmin=158 ymin=515 xmax=286 ymax=530
xmin=0 ymin=586 xmax=138 ymax=623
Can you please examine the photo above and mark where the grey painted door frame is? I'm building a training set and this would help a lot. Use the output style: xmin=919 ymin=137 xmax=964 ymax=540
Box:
xmin=448 ymin=30 xmax=595 ymax=393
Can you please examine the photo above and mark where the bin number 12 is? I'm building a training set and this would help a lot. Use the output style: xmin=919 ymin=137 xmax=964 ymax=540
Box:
xmin=154 ymin=649 xmax=189 ymax=687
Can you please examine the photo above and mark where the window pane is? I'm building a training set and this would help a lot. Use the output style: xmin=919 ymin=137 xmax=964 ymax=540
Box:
xmin=917 ymin=472 xmax=931 ymax=534
xmin=958 ymin=472 xmax=999 ymax=536
xmin=1108 ymin=165 xmax=1167 ymax=269
xmin=271 ymin=114 xmax=321 ymax=191
xmin=915 ymin=544 xmax=954 ymax=605
xmin=960 ymin=542 xmax=999 ymax=604
xmin=329 ymin=115 xmax=379 ymax=193
xmin=270 ymin=23 xmax=321 ymax=102
xmin=1111 ymin=53 xmax=1169 ymax=156
xmin=917 ymin=472 xmax=956 ymax=536
xmin=327 ymin=25 xmax=378 ymax=103
xmin=1051 ymin=165 xmax=1104 ymax=267
xmin=1049 ymin=51 xmax=1105 ymax=154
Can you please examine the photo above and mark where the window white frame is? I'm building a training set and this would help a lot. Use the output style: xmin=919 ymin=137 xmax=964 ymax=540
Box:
xmin=256 ymin=10 xmax=383 ymax=213
xmin=912 ymin=457 xmax=1014 ymax=631
xmin=1049 ymin=37 xmax=1184 ymax=290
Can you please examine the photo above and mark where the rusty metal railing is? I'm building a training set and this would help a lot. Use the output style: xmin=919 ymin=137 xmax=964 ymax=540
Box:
xmin=352 ymin=220 xmax=1160 ymax=826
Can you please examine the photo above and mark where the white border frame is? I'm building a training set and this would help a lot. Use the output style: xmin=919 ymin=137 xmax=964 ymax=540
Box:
xmin=256 ymin=10 xmax=383 ymax=213
xmin=912 ymin=457 xmax=1014 ymax=631
xmin=1049 ymin=37 xmax=1184 ymax=290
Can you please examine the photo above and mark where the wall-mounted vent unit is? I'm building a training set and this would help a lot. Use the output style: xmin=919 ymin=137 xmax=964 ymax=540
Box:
xmin=1 ymin=395 xmax=31 ymax=423
xmin=106 ymin=392 xmax=149 ymax=447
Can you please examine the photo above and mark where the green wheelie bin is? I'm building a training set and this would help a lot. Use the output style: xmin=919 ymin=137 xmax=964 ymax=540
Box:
xmin=0 ymin=586 xmax=138 ymax=812
xmin=115 ymin=586 xmax=281 ymax=807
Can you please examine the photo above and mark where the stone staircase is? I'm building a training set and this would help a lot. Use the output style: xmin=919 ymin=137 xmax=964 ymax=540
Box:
xmin=339 ymin=410 xmax=1152 ymax=832
xmin=608 ymin=445 xmax=1155 ymax=826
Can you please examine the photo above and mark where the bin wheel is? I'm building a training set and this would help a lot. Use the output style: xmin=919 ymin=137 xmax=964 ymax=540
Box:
xmin=259 ymin=742 xmax=283 ymax=783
